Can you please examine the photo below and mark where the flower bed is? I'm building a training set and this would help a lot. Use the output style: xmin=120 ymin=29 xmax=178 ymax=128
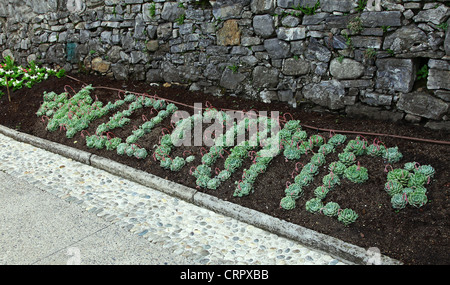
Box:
xmin=0 ymin=73 xmax=448 ymax=265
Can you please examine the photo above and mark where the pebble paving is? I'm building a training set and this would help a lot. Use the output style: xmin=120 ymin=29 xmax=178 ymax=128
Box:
xmin=0 ymin=133 xmax=348 ymax=265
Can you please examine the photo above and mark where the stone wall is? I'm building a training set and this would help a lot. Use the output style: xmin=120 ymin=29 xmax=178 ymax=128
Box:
xmin=1 ymin=0 xmax=449 ymax=129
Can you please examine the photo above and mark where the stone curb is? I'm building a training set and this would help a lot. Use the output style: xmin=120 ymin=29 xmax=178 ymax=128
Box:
xmin=0 ymin=125 xmax=403 ymax=265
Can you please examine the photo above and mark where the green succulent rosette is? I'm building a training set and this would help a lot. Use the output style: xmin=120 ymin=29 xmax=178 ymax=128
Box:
xmin=391 ymin=193 xmax=407 ymax=210
xmin=280 ymin=196 xmax=296 ymax=210
xmin=344 ymin=164 xmax=369 ymax=184
xmin=384 ymin=180 xmax=403 ymax=196
xmin=337 ymin=208 xmax=358 ymax=226
xmin=305 ymin=198 xmax=323 ymax=214
xmin=322 ymin=202 xmax=341 ymax=217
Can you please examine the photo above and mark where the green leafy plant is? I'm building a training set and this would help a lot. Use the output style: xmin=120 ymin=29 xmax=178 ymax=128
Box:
xmin=384 ymin=180 xmax=403 ymax=196
xmin=344 ymin=163 xmax=369 ymax=184
xmin=285 ymin=182 xmax=303 ymax=200
xmin=314 ymin=185 xmax=330 ymax=200
xmin=293 ymin=0 xmax=320 ymax=15
xmin=338 ymin=152 xmax=357 ymax=166
xmin=382 ymin=146 xmax=403 ymax=163
xmin=328 ymin=161 xmax=347 ymax=177
xmin=305 ymin=198 xmax=323 ymax=214
xmin=280 ymin=196 xmax=296 ymax=210
xmin=391 ymin=193 xmax=407 ymax=210
xmin=337 ymin=208 xmax=358 ymax=226
xmin=416 ymin=64 xmax=429 ymax=80
xmin=322 ymin=202 xmax=340 ymax=217
xmin=387 ymin=168 xmax=410 ymax=186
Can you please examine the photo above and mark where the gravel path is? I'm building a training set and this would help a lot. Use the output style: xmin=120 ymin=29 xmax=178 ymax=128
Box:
xmin=0 ymin=133 xmax=348 ymax=265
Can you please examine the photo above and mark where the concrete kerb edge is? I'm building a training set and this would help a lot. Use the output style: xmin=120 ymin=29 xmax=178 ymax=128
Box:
xmin=0 ymin=125 xmax=403 ymax=265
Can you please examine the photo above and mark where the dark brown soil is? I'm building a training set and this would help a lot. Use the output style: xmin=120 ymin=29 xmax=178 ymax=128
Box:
xmin=1 ymin=74 xmax=449 ymax=265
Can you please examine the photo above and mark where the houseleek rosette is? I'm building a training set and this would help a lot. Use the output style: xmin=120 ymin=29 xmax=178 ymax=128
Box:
xmin=322 ymin=202 xmax=340 ymax=217
xmin=169 ymin=156 xmax=185 ymax=171
xmin=407 ymin=191 xmax=428 ymax=208
xmin=382 ymin=146 xmax=403 ymax=163
xmin=318 ymin=143 xmax=335 ymax=155
xmin=366 ymin=143 xmax=386 ymax=157
xmin=387 ymin=168 xmax=410 ymax=187
xmin=305 ymin=198 xmax=323 ymax=214
xmin=295 ymin=173 xmax=314 ymax=187
xmin=328 ymin=161 xmax=347 ymax=177
xmin=314 ymin=185 xmax=330 ymax=200
xmin=344 ymin=164 xmax=369 ymax=184
xmin=280 ymin=196 xmax=296 ymax=210
xmin=407 ymin=172 xmax=428 ymax=188
xmin=310 ymin=153 xmax=326 ymax=166
xmin=285 ymin=183 xmax=303 ymax=200
xmin=344 ymin=136 xmax=367 ymax=156
xmin=328 ymin=134 xmax=347 ymax=146
xmin=391 ymin=193 xmax=407 ymax=210
xmin=322 ymin=172 xmax=340 ymax=189
xmin=337 ymin=208 xmax=358 ymax=226
xmin=233 ymin=181 xmax=253 ymax=197
xmin=338 ymin=152 xmax=357 ymax=166
xmin=415 ymin=165 xmax=435 ymax=179
xmin=384 ymin=180 xmax=403 ymax=196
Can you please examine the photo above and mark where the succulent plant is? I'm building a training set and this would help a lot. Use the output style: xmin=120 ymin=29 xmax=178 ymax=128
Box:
xmin=391 ymin=193 xmax=408 ymax=210
xmin=338 ymin=152 xmax=357 ymax=166
xmin=285 ymin=183 xmax=303 ymax=200
xmin=344 ymin=136 xmax=367 ymax=156
xmin=134 ymin=148 xmax=148 ymax=159
xmin=294 ymin=173 xmax=314 ymax=187
xmin=322 ymin=172 xmax=341 ymax=189
xmin=415 ymin=165 xmax=435 ymax=179
xmin=126 ymin=144 xmax=136 ymax=157
xmin=191 ymin=164 xmax=211 ymax=178
xmin=366 ymin=143 xmax=386 ymax=157
xmin=126 ymin=134 xmax=139 ymax=144
xmin=344 ymin=164 xmax=369 ymax=184
xmin=207 ymin=178 xmax=221 ymax=190
xmin=299 ymin=162 xmax=319 ymax=177
xmin=201 ymin=152 xmax=217 ymax=166
xmin=328 ymin=161 xmax=347 ymax=177
xmin=308 ymin=135 xmax=324 ymax=147
xmin=291 ymin=130 xmax=308 ymax=143
xmin=314 ymin=185 xmax=330 ymax=200
xmin=283 ymin=145 xmax=302 ymax=160
xmin=116 ymin=143 xmax=128 ymax=155
xmin=280 ymin=196 xmax=296 ymax=210
xmin=322 ymin=202 xmax=341 ymax=217
xmin=404 ymin=162 xmax=418 ymax=172
xmin=105 ymin=137 xmax=122 ymax=151
xmin=160 ymin=157 xmax=173 ymax=169
xmin=328 ymin=134 xmax=347 ymax=146
xmin=337 ymin=208 xmax=358 ymax=226
xmin=233 ymin=181 xmax=254 ymax=197
xmin=170 ymin=156 xmax=186 ymax=171
xmin=408 ymin=172 xmax=428 ymax=188
xmin=318 ymin=143 xmax=335 ymax=155
xmin=387 ymin=168 xmax=410 ymax=187
xmin=407 ymin=191 xmax=428 ymax=208
xmin=305 ymin=198 xmax=323 ymax=214
xmin=141 ymin=121 xmax=155 ymax=133
xmin=185 ymin=155 xmax=195 ymax=163
xmin=283 ymin=120 xmax=302 ymax=132
xmin=217 ymin=169 xmax=231 ymax=182
xmin=384 ymin=180 xmax=404 ymax=196
xmin=310 ymin=153 xmax=326 ymax=166
xmin=224 ymin=156 xmax=243 ymax=172
xmin=383 ymin=146 xmax=403 ymax=163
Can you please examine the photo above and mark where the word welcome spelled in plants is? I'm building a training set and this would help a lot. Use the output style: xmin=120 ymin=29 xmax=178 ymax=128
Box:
xmin=36 ymin=86 xmax=436 ymax=227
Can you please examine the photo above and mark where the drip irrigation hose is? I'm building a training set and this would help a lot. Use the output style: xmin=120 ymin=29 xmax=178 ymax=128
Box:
xmin=65 ymin=75 xmax=450 ymax=146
